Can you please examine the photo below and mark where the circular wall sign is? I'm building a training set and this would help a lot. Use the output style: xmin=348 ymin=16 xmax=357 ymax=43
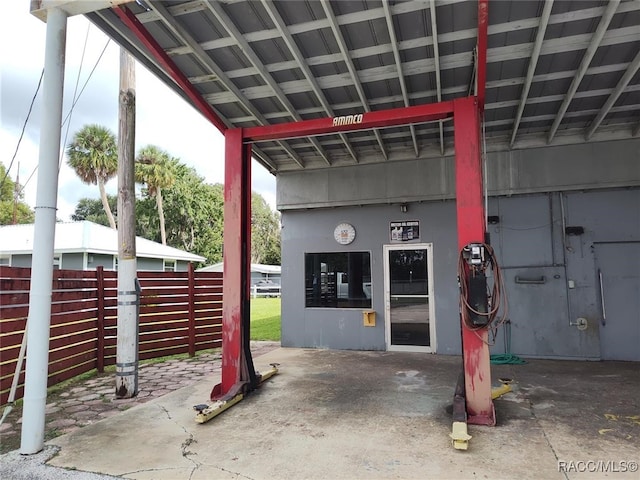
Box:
xmin=334 ymin=223 xmax=356 ymax=245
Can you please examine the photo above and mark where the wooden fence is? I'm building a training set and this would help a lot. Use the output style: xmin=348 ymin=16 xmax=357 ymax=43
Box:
xmin=0 ymin=265 xmax=223 ymax=405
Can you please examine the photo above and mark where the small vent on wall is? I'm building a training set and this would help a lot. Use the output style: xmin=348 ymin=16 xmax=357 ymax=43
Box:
xmin=487 ymin=215 xmax=500 ymax=224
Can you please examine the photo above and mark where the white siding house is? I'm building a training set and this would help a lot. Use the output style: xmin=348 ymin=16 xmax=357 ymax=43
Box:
xmin=0 ymin=221 xmax=205 ymax=271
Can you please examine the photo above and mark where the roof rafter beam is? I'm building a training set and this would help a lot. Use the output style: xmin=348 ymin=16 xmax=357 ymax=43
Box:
xmin=382 ymin=1 xmax=418 ymax=157
xmin=510 ymin=0 xmax=553 ymax=148
xmin=94 ymin=10 xmax=277 ymax=175
xmin=165 ymin=2 xmax=640 ymax=58
xmin=320 ymin=0 xmax=388 ymax=160
xmin=224 ymin=64 xmax=637 ymax=122
xmin=429 ymin=0 xmax=445 ymax=155
xmin=147 ymin=0 xmax=305 ymax=168
xmin=260 ymin=0 xmax=358 ymax=163
xmin=585 ymin=49 xmax=640 ymax=140
xmin=546 ymin=0 xmax=620 ymax=144
xmin=112 ymin=4 xmax=228 ymax=133
xmin=204 ymin=0 xmax=331 ymax=166
xmin=197 ymin=26 xmax=640 ymax=104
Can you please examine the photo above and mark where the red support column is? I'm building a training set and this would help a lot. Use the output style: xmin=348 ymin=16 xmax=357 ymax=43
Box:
xmin=214 ymin=128 xmax=245 ymax=398
xmin=212 ymin=129 xmax=255 ymax=400
xmin=476 ymin=0 xmax=489 ymax=112
xmin=453 ymin=96 xmax=495 ymax=426
xmin=241 ymin=142 xmax=257 ymax=388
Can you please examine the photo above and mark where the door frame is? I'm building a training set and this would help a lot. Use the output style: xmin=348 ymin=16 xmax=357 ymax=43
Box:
xmin=383 ymin=243 xmax=437 ymax=353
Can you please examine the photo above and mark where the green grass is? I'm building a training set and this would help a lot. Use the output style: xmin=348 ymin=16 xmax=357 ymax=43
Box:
xmin=250 ymin=297 xmax=281 ymax=341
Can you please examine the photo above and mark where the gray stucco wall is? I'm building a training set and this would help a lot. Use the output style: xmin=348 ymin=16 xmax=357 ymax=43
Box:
xmin=281 ymin=201 xmax=461 ymax=353
xmin=278 ymin=138 xmax=639 ymax=359
xmin=277 ymin=139 xmax=640 ymax=210
xmin=281 ymin=187 xmax=639 ymax=360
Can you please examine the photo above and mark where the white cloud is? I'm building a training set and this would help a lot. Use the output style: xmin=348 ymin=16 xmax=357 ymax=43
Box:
xmin=1 ymin=0 xmax=276 ymax=222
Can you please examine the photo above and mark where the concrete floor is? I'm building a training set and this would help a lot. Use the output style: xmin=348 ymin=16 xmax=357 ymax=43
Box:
xmin=40 ymin=348 xmax=640 ymax=479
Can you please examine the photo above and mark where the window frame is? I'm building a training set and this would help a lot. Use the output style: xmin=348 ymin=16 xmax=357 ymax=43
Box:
xmin=304 ymin=250 xmax=373 ymax=309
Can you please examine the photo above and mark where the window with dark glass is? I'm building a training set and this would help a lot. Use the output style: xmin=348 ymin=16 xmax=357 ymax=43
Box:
xmin=305 ymin=252 xmax=372 ymax=308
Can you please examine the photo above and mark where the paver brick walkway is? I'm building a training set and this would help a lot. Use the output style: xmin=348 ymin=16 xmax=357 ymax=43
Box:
xmin=0 ymin=341 xmax=279 ymax=453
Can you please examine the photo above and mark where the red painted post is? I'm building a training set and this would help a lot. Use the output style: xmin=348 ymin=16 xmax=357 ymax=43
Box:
xmin=242 ymin=142 xmax=257 ymax=388
xmin=476 ymin=0 xmax=489 ymax=112
xmin=212 ymin=128 xmax=245 ymax=399
xmin=453 ymin=96 xmax=495 ymax=426
xmin=96 ymin=266 xmax=105 ymax=373
xmin=188 ymin=262 xmax=196 ymax=357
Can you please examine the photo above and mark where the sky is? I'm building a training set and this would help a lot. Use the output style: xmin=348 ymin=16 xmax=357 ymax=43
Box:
xmin=0 ymin=0 xmax=276 ymax=222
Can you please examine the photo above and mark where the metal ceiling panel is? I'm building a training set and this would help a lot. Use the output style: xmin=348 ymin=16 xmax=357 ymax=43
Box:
xmin=85 ymin=0 xmax=640 ymax=173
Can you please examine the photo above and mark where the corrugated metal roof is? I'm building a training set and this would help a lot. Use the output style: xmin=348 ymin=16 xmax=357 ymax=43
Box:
xmin=85 ymin=0 xmax=640 ymax=173
xmin=0 ymin=221 xmax=206 ymax=262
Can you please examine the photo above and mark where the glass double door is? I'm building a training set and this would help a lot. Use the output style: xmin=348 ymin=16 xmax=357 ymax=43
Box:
xmin=383 ymin=244 xmax=436 ymax=352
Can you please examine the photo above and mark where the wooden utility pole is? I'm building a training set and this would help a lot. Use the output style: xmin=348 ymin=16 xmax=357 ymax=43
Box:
xmin=115 ymin=47 xmax=138 ymax=399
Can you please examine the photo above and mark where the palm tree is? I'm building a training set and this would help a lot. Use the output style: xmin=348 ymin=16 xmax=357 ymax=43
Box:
xmin=67 ymin=124 xmax=118 ymax=229
xmin=135 ymin=145 xmax=176 ymax=245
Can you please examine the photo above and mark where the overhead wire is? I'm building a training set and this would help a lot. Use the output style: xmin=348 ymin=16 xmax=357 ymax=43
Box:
xmin=0 ymin=69 xmax=44 ymax=191
xmin=18 ymin=35 xmax=112 ymax=195
xmin=59 ymin=23 xmax=91 ymax=170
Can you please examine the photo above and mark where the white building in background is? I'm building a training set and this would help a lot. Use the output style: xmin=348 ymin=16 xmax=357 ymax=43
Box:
xmin=0 ymin=221 xmax=205 ymax=271
xmin=198 ymin=262 xmax=281 ymax=286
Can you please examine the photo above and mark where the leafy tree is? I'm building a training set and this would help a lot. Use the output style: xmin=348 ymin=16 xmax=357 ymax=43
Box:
xmin=66 ymin=124 xmax=118 ymax=229
xmin=0 ymin=164 xmax=34 ymax=225
xmin=136 ymin=161 xmax=224 ymax=265
xmin=135 ymin=145 xmax=176 ymax=245
xmin=71 ymin=195 xmax=117 ymax=226
xmin=251 ymin=193 xmax=281 ymax=265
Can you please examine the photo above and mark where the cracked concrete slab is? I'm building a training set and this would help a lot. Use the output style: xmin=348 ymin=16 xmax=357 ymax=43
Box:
xmin=40 ymin=348 xmax=639 ymax=479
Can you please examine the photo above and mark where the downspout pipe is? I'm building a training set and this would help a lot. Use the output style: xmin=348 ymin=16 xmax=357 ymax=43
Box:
xmin=20 ymin=7 xmax=67 ymax=455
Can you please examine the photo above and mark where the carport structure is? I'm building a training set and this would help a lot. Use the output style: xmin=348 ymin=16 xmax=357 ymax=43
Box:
xmin=25 ymin=0 xmax=640 ymax=454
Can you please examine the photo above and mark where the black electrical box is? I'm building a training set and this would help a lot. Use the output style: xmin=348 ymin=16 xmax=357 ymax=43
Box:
xmin=468 ymin=273 xmax=489 ymax=326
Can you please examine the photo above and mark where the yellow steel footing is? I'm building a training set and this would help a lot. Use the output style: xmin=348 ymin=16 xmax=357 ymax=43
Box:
xmin=194 ymin=364 xmax=279 ymax=424
xmin=491 ymin=383 xmax=512 ymax=400
xmin=450 ymin=421 xmax=472 ymax=450
xmin=195 ymin=394 xmax=244 ymax=424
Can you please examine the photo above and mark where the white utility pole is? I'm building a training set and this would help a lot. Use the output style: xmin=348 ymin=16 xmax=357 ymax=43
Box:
xmin=20 ymin=7 xmax=67 ymax=454
xmin=115 ymin=48 xmax=138 ymax=398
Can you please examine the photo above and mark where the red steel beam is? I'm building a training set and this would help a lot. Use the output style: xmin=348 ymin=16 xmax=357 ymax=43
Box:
xmin=453 ymin=96 xmax=494 ymax=426
xmin=113 ymin=5 xmax=228 ymax=133
xmin=476 ymin=0 xmax=489 ymax=112
xmin=213 ymin=128 xmax=245 ymax=398
xmin=243 ymin=101 xmax=454 ymax=143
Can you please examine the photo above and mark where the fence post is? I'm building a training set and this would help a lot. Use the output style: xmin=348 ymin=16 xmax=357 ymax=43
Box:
xmin=96 ymin=266 xmax=105 ymax=373
xmin=188 ymin=262 xmax=196 ymax=357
